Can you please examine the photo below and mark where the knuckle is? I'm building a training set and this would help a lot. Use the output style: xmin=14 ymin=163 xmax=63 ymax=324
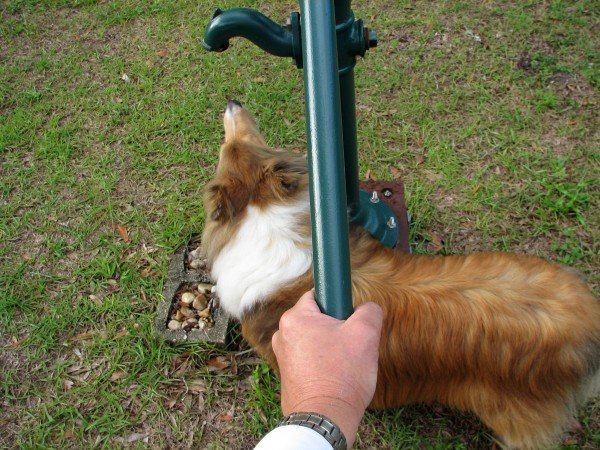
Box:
xmin=278 ymin=309 xmax=296 ymax=331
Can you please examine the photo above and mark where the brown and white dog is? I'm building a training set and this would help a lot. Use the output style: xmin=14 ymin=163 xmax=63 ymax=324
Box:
xmin=201 ymin=101 xmax=600 ymax=449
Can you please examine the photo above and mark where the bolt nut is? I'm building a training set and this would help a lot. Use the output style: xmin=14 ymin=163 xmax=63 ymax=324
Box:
xmin=383 ymin=189 xmax=393 ymax=198
xmin=365 ymin=28 xmax=378 ymax=49
xmin=370 ymin=191 xmax=380 ymax=203
xmin=387 ymin=217 xmax=397 ymax=229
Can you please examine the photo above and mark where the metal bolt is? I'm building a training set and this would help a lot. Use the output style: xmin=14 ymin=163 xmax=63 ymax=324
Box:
xmin=370 ymin=191 xmax=379 ymax=203
xmin=387 ymin=216 xmax=396 ymax=229
xmin=383 ymin=188 xmax=393 ymax=198
xmin=365 ymin=28 xmax=378 ymax=49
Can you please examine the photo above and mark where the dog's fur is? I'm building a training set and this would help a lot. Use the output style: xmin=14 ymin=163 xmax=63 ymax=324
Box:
xmin=202 ymin=102 xmax=600 ymax=449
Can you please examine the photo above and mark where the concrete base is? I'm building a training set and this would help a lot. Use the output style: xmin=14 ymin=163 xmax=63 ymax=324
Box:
xmin=154 ymin=241 xmax=230 ymax=345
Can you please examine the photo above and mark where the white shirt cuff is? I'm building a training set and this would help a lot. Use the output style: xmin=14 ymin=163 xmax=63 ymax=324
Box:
xmin=254 ymin=424 xmax=334 ymax=450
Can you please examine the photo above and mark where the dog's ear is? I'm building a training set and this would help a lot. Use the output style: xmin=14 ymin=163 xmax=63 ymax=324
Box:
xmin=205 ymin=181 xmax=249 ymax=222
xmin=223 ymin=100 xmax=267 ymax=146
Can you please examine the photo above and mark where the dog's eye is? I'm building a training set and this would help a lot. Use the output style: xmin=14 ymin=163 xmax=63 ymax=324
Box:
xmin=210 ymin=205 xmax=222 ymax=221
xmin=281 ymin=180 xmax=297 ymax=191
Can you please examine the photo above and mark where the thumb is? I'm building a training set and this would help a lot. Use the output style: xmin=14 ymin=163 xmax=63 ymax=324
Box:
xmin=346 ymin=301 xmax=383 ymax=333
xmin=294 ymin=289 xmax=322 ymax=314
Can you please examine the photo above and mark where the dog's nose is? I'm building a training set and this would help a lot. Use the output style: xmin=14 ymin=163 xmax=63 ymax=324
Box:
xmin=226 ymin=99 xmax=242 ymax=113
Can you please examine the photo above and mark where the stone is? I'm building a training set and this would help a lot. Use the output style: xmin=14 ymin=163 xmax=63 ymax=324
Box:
xmin=197 ymin=283 xmax=213 ymax=294
xmin=181 ymin=292 xmax=195 ymax=305
xmin=168 ymin=320 xmax=181 ymax=330
xmin=193 ymin=294 xmax=208 ymax=311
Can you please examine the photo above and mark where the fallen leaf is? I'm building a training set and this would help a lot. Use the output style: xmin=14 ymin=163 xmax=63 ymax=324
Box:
xmin=415 ymin=155 xmax=425 ymax=165
xmin=196 ymin=394 xmax=205 ymax=412
xmin=66 ymin=364 xmax=84 ymax=374
xmin=127 ymin=432 xmax=147 ymax=443
xmin=425 ymin=171 xmax=438 ymax=183
xmin=63 ymin=429 xmax=75 ymax=440
xmin=390 ymin=166 xmax=402 ymax=180
xmin=70 ymin=331 xmax=94 ymax=342
xmin=113 ymin=329 xmax=129 ymax=339
xmin=365 ymin=169 xmax=372 ymax=180
xmin=218 ymin=414 xmax=233 ymax=422
xmin=426 ymin=231 xmax=445 ymax=253
xmin=63 ymin=379 xmax=74 ymax=391
xmin=252 ymin=76 xmax=266 ymax=82
xmin=110 ymin=370 xmax=128 ymax=382
xmin=259 ymin=410 xmax=268 ymax=425
xmin=182 ymin=395 xmax=193 ymax=410
xmin=240 ymin=356 xmax=262 ymax=366
xmin=141 ymin=267 xmax=156 ymax=278
xmin=155 ymin=48 xmax=169 ymax=57
xmin=120 ymin=73 xmax=130 ymax=83
xmin=88 ymin=294 xmax=103 ymax=306
xmin=493 ymin=166 xmax=504 ymax=176
xmin=229 ymin=357 xmax=238 ymax=375
xmin=173 ymin=355 xmax=192 ymax=376
xmin=116 ymin=224 xmax=129 ymax=242
xmin=9 ymin=336 xmax=26 ymax=348
xmin=188 ymin=379 xmax=206 ymax=395
xmin=207 ymin=355 xmax=230 ymax=371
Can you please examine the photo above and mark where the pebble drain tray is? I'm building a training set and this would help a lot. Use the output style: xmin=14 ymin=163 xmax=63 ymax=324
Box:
xmin=154 ymin=237 xmax=230 ymax=345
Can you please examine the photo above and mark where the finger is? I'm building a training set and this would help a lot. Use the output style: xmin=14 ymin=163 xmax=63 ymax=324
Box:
xmin=347 ymin=302 xmax=384 ymax=332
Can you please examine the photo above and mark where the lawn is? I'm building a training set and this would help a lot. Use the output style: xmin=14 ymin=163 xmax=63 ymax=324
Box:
xmin=1 ymin=0 xmax=598 ymax=448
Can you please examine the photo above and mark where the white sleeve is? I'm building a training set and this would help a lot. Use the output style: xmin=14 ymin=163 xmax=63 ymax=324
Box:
xmin=254 ymin=424 xmax=334 ymax=450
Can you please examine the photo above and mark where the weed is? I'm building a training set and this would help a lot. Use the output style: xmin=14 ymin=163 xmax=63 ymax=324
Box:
xmin=552 ymin=227 xmax=586 ymax=265
xmin=536 ymin=159 xmax=591 ymax=224
xmin=244 ymin=362 xmax=281 ymax=438
xmin=532 ymin=88 xmax=558 ymax=111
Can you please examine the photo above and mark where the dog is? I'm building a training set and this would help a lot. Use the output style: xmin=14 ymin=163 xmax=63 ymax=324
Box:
xmin=201 ymin=100 xmax=600 ymax=449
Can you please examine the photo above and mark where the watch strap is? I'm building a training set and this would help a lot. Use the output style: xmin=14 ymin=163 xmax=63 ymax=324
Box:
xmin=277 ymin=412 xmax=347 ymax=450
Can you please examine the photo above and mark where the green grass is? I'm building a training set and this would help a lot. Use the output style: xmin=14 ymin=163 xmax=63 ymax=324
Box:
xmin=1 ymin=0 xmax=599 ymax=448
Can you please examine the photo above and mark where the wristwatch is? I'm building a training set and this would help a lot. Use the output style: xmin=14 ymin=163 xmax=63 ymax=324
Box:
xmin=277 ymin=412 xmax=347 ymax=450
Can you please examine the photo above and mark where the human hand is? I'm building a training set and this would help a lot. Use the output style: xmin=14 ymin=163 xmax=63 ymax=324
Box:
xmin=271 ymin=290 xmax=383 ymax=447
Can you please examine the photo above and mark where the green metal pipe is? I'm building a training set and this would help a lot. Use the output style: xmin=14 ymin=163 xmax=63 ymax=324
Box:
xmin=202 ymin=8 xmax=293 ymax=57
xmin=200 ymin=0 xmax=395 ymax=316
xmin=340 ymin=70 xmax=360 ymax=213
xmin=334 ymin=0 xmax=354 ymax=24
xmin=299 ymin=0 xmax=353 ymax=320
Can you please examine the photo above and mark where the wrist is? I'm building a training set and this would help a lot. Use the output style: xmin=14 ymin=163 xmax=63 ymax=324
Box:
xmin=286 ymin=397 xmax=364 ymax=447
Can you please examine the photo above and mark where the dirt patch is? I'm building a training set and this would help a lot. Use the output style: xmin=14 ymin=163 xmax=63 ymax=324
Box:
xmin=547 ymin=72 xmax=597 ymax=107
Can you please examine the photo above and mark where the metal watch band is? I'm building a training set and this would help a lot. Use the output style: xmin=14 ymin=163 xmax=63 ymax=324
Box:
xmin=277 ymin=412 xmax=347 ymax=450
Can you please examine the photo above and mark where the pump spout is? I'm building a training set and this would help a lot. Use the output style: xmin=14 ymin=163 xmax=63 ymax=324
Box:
xmin=202 ymin=8 xmax=294 ymax=58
